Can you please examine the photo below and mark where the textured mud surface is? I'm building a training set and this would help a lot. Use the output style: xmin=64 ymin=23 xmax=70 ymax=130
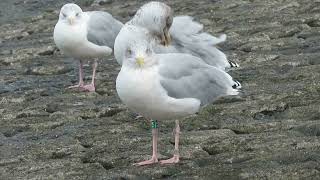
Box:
xmin=1 ymin=0 xmax=320 ymax=179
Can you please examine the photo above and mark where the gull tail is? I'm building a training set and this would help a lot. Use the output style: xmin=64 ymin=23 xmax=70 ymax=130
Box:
xmin=232 ymin=80 xmax=242 ymax=89
xmin=228 ymin=60 xmax=239 ymax=68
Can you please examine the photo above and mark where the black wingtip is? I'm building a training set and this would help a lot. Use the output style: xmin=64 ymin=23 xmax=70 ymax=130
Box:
xmin=228 ymin=60 xmax=239 ymax=68
xmin=232 ymin=80 xmax=241 ymax=89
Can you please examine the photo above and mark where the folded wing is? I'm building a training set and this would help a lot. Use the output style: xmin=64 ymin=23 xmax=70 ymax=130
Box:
xmin=169 ymin=16 xmax=232 ymax=70
xmin=158 ymin=53 xmax=240 ymax=105
xmin=86 ymin=11 xmax=123 ymax=48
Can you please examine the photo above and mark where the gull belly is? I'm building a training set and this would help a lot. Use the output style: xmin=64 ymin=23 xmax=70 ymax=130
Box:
xmin=116 ymin=66 xmax=200 ymax=120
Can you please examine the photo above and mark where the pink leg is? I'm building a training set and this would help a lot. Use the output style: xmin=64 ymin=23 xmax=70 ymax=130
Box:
xmin=82 ymin=60 xmax=97 ymax=92
xmin=134 ymin=120 xmax=159 ymax=166
xmin=67 ymin=60 xmax=84 ymax=89
xmin=160 ymin=120 xmax=180 ymax=164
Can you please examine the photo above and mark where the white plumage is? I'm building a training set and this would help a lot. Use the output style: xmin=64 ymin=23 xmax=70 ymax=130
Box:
xmin=115 ymin=39 xmax=241 ymax=165
xmin=53 ymin=3 xmax=123 ymax=92
xmin=114 ymin=1 xmax=237 ymax=70
xmin=116 ymin=43 xmax=240 ymax=121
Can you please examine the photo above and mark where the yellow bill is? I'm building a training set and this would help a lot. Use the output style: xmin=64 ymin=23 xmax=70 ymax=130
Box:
xmin=68 ymin=16 xmax=75 ymax=25
xmin=136 ymin=56 xmax=145 ymax=67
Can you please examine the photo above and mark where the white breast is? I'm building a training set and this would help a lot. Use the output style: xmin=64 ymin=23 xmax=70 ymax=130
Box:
xmin=116 ymin=66 xmax=200 ymax=120
xmin=53 ymin=18 xmax=111 ymax=59
xmin=54 ymin=21 xmax=86 ymax=51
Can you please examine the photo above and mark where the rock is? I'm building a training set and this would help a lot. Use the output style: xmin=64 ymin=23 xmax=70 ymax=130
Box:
xmin=202 ymin=135 xmax=250 ymax=155
xmin=97 ymin=159 xmax=114 ymax=170
xmin=0 ymin=49 xmax=13 ymax=55
xmin=253 ymin=102 xmax=288 ymax=120
xmin=37 ymin=46 xmax=56 ymax=56
xmin=294 ymin=122 xmax=320 ymax=136
xmin=2 ymin=124 xmax=30 ymax=137
xmin=50 ymin=148 xmax=72 ymax=159
xmin=27 ymin=64 xmax=71 ymax=75
xmin=24 ymin=0 xmax=39 ymax=5
xmin=92 ymin=0 xmax=113 ymax=6
xmin=0 ymin=158 xmax=22 ymax=166
xmin=16 ymin=109 xmax=50 ymax=118
xmin=16 ymin=31 xmax=29 ymax=40
xmin=97 ymin=106 xmax=124 ymax=118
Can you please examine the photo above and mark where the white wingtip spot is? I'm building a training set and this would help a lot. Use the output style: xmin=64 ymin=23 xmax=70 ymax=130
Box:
xmin=219 ymin=34 xmax=227 ymax=42
xmin=232 ymin=81 xmax=242 ymax=89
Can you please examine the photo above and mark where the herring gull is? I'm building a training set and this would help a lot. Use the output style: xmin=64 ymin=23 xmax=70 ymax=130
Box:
xmin=54 ymin=3 xmax=123 ymax=92
xmin=114 ymin=1 xmax=238 ymax=70
xmin=116 ymin=41 xmax=241 ymax=165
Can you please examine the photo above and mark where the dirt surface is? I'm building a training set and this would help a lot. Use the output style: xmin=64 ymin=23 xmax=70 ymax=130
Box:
xmin=1 ymin=0 xmax=320 ymax=179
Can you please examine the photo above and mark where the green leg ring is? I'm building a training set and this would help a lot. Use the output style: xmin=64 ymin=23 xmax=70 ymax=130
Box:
xmin=151 ymin=120 xmax=158 ymax=129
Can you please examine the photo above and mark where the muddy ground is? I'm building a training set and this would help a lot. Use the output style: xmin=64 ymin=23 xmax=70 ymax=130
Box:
xmin=0 ymin=0 xmax=320 ymax=179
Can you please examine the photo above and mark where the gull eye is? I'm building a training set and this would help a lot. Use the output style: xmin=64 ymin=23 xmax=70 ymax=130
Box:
xmin=126 ymin=48 xmax=133 ymax=57
xmin=146 ymin=47 xmax=152 ymax=54
xmin=76 ymin=13 xmax=80 ymax=17
xmin=166 ymin=16 xmax=173 ymax=28
xmin=62 ymin=13 xmax=67 ymax=18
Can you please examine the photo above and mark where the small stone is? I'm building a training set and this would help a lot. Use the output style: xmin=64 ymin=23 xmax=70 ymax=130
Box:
xmin=0 ymin=158 xmax=22 ymax=166
xmin=24 ymin=0 xmax=39 ymax=4
xmin=294 ymin=122 xmax=320 ymax=136
xmin=45 ymin=104 xmax=60 ymax=113
xmin=16 ymin=110 xmax=50 ymax=118
xmin=128 ymin=10 xmax=136 ymax=17
xmin=97 ymin=159 xmax=114 ymax=170
xmin=28 ymin=65 xmax=71 ymax=75
xmin=16 ymin=32 xmax=29 ymax=40
xmin=37 ymin=46 xmax=56 ymax=56
xmin=0 ymin=50 xmax=13 ymax=55
xmin=278 ymin=2 xmax=300 ymax=11
xmin=97 ymin=106 xmax=124 ymax=118
xmin=306 ymin=19 xmax=320 ymax=27
xmin=51 ymin=148 xmax=72 ymax=159
xmin=92 ymin=0 xmax=113 ymax=6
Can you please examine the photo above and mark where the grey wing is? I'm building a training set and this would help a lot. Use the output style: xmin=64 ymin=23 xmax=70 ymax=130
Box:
xmin=86 ymin=11 xmax=123 ymax=48
xmin=169 ymin=16 xmax=232 ymax=70
xmin=157 ymin=53 xmax=240 ymax=105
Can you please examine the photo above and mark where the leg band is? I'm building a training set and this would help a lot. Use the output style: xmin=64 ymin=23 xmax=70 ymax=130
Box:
xmin=151 ymin=120 xmax=158 ymax=129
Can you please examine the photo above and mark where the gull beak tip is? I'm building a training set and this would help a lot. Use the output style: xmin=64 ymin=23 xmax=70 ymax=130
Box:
xmin=68 ymin=17 xmax=75 ymax=25
xmin=136 ymin=57 xmax=145 ymax=67
xmin=162 ymin=31 xmax=171 ymax=47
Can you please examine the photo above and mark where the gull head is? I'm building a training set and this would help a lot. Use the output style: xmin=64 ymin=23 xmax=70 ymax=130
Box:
xmin=58 ymin=3 xmax=83 ymax=26
xmin=132 ymin=1 xmax=173 ymax=46
xmin=124 ymin=41 xmax=155 ymax=69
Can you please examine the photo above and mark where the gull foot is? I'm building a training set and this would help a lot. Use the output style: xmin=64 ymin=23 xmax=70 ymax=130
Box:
xmin=160 ymin=155 xmax=179 ymax=164
xmin=66 ymin=84 xmax=84 ymax=90
xmin=134 ymin=156 xmax=158 ymax=166
xmin=82 ymin=84 xmax=96 ymax=92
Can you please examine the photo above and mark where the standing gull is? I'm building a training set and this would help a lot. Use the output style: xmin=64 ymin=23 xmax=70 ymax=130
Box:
xmin=114 ymin=1 xmax=238 ymax=70
xmin=54 ymin=3 xmax=123 ymax=92
xmin=116 ymin=41 xmax=241 ymax=165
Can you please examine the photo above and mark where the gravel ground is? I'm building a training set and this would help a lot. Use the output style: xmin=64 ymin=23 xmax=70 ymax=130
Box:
xmin=0 ymin=0 xmax=320 ymax=179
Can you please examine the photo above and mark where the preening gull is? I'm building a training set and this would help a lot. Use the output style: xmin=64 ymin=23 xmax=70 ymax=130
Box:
xmin=116 ymin=41 xmax=241 ymax=165
xmin=54 ymin=3 xmax=123 ymax=92
xmin=114 ymin=1 xmax=238 ymax=70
